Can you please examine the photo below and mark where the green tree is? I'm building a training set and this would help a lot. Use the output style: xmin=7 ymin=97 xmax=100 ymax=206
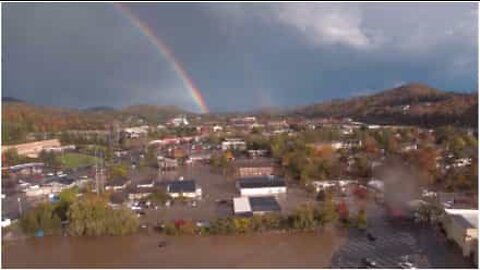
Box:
xmin=20 ymin=203 xmax=62 ymax=235
xmin=54 ymin=188 xmax=78 ymax=221
xmin=147 ymin=189 xmax=172 ymax=205
xmin=355 ymin=209 xmax=368 ymax=230
xmin=108 ymin=163 xmax=129 ymax=180
xmin=321 ymin=194 xmax=338 ymax=224
xmin=67 ymin=195 xmax=138 ymax=236
xmin=291 ymin=204 xmax=317 ymax=230
xmin=39 ymin=150 xmax=62 ymax=170
xmin=232 ymin=217 xmax=251 ymax=233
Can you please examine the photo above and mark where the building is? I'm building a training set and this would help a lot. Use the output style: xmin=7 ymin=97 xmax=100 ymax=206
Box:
xmin=123 ymin=126 xmax=149 ymax=139
xmin=105 ymin=178 xmax=130 ymax=191
xmin=213 ymin=125 xmax=223 ymax=132
xmin=158 ymin=156 xmax=178 ymax=171
xmin=233 ymin=196 xmax=281 ymax=216
xmin=9 ymin=162 xmax=45 ymax=176
xmin=442 ymin=209 xmax=478 ymax=265
xmin=42 ymin=145 xmax=76 ymax=153
xmin=230 ymin=117 xmax=257 ymax=129
xmin=2 ymin=139 xmax=61 ymax=158
xmin=221 ymin=138 xmax=247 ymax=151
xmin=136 ymin=179 xmax=155 ymax=189
xmin=235 ymin=159 xmax=275 ymax=178
xmin=247 ymin=149 xmax=269 ymax=159
xmin=188 ymin=153 xmax=212 ymax=163
xmin=168 ymin=115 xmax=189 ymax=127
xmin=236 ymin=176 xmax=287 ymax=197
xmin=24 ymin=178 xmax=75 ymax=197
xmin=163 ymin=179 xmax=202 ymax=199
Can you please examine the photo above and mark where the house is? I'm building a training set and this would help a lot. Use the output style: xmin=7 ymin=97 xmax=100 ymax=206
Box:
xmin=2 ymin=139 xmax=61 ymax=158
xmin=221 ymin=138 xmax=247 ymax=151
xmin=162 ymin=179 xmax=202 ymax=199
xmin=123 ymin=126 xmax=149 ymax=139
xmin=247 ymin=149 xmax=269 ymax=159
xmin=188 ymin=153 xmax=212 ymax=163
xmin=105 ymin=178 xmax=130 ymax=191
xmin=128 ymin=180 xmax=156 ymax=200
xmin=234 ymin=159 xmax=275 ymax=178
xmin=213 ymin=125 xmax=223 ymax=132
xmin=367 ymin=179 xmax=385 ymax=193
xmin=168 ymin=115 xmax=189 ymax=127
xmin=43 ymin=145 xmax=76 ymax=153
xmin=9 ymin=162 xmax=45 ymax=176
xmin=230 ymin=117 xmax=257 ymax=128
xmin=400 ymin=143 xmax=418 ymax=152
xmin=236 ymin=176 xmax=286 ymax=197
xmin=233 ymin=196 xmax=281 ymax=216
xmin=158 ymin=156 xmax=178 ymax=171
xmin=24 ymin=180 xmax=73 ymax=197
xmin=136 ymin=179 xmax=155 ymax=189
xmin=442 ymin=209 xmax=478 ymax=265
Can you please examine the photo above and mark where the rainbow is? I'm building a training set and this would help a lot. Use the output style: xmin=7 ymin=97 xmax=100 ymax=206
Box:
xmin=114 ymin=3 xmax=209 ymax=114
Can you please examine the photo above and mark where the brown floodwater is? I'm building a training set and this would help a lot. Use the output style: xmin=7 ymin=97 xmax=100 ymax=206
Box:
xmin=2 ymin=229 xmax=346 ymax=268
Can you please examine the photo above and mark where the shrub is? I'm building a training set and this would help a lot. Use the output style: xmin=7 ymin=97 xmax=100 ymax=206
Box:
xmin=20 ymin=203 xmax=61 ymax=235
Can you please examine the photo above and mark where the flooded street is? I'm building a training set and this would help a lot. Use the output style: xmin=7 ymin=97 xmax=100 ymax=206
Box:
xmin=3 ymin=229 xmax=346 ymax=268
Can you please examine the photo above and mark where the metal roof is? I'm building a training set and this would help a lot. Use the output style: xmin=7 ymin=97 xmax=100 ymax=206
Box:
xmin=249 ymin=196 xmax=281 ymax=213
xmin=233 ymin=197 xmax=251 ymax=213
xmin=164 ymin=180 xmax=197 ymax=193
xmin=237 ymin=176 xmax=285 ymax=189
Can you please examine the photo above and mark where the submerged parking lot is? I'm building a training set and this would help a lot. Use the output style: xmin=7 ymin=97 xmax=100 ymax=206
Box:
xmin=331 ymin=199 xmax=475 ymax=268
xmin=139 ymin=164 xmax=316 ymax=224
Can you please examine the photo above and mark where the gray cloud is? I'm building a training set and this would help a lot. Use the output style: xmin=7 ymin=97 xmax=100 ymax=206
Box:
xmin=3 ymin=3 xmax=478 ymax=112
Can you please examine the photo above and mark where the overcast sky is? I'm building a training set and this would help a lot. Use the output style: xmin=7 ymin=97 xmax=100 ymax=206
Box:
xmin=2 ymin=3 xmax=478 ymax=112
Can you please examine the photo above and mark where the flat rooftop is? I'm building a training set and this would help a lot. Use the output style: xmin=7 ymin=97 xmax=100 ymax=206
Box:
xmin=249 ymin=196 xmax=281 ymax=213
xmin=237 ymin=176 xmax=286 ymax=189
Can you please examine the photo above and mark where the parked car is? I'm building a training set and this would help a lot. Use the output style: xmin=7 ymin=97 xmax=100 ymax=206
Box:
xmin=361 ymin=257 xmax=378 ymax=268
xmin=398 ymin=261 xmax=416 ymax=269
xmin=366 ymin=232 xmax=377 ymax=242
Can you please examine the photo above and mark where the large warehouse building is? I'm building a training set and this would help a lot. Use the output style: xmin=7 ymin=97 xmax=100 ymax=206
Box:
xmin=233 ymin=196 xmax=281 ymax=216
xmin=236 ymin=176 xmax=287 ymax=197
xmin=442 ymin=209 xmax=478 ymax=266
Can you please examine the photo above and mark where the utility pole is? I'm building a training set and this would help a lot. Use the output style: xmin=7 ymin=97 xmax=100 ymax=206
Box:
xmin=95 ymin=147 xmax=99 ymax=197
xmin=17 ymin=197 xmax=23 ymax=216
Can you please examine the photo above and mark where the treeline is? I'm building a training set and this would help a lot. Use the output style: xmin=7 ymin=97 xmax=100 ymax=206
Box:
xmin=20 ymin=189 xmax=138 ymax=236
xmin=162 ymin=197 xmax=367 ymax=236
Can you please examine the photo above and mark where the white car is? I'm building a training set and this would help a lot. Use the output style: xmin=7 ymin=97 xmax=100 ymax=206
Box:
xmin=398 ymin=261 xmax=416 ymax=269
xmin=1 ymin=217 xmax=12 ymax=228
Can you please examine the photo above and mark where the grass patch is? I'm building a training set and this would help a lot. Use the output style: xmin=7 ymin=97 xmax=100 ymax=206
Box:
xmin=61 ymin=153 xmax=98 ymax=169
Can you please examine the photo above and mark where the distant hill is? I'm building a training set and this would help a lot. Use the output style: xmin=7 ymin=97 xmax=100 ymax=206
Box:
xmin=83 ymin=106 xmax=116 ymax=112
xmin=1 ymin=101 xmax=192 ymax=145
xmin=294 ymin=83 xmax=478 ymax=127
xmin=2 ymin=96 xmax=24 ymax=103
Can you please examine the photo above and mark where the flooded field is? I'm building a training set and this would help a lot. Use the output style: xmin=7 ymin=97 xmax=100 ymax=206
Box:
xmin=2 ymin=229 xmax=346 ymax=268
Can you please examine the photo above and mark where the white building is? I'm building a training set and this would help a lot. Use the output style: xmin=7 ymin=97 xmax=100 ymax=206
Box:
xmin=123 ymin=126 xmax=149 ymax=139
xmin=442 ymin=209 xmax=478 ymax=265
xmin=213 ymin=125 xmax=223 ymax=132
xmin=222 ymin=138 xmax=247 ymax=151
xmin=236 ymin=176 xmax=286 ymax=197
xmin=233 ymin=196 xmax=281 ymax=216
xmin=169 ymin=115 xmax=189 ymax=127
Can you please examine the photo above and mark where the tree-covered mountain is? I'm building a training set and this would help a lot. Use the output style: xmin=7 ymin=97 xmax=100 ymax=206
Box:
xmin=293 ymin=83 xmax=478 ymax=127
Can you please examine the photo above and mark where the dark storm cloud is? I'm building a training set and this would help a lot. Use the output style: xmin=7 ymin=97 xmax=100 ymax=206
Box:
xmin=2 ymin=3 xmax=478 ymax=112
